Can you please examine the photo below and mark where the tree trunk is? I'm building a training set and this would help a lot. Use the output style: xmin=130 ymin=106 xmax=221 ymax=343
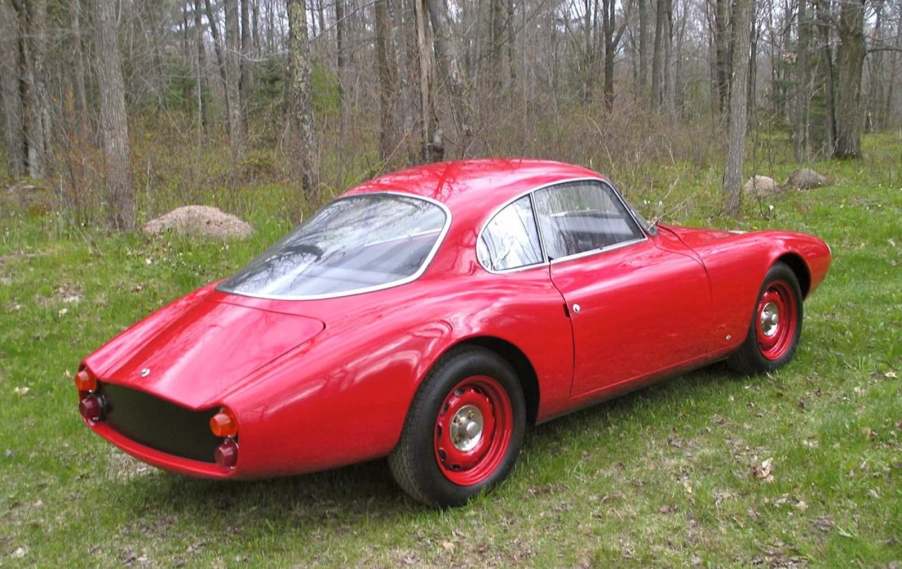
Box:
xmin=31 ymin=0 xmax=51 ymax=178
xmin=723 ymin=0 xmax=752 ymax=215
xmin=601 ymin=0 xmax=616 ymax=111
xmin=865 ymin=0 xmax=884 ymax=131
xmin=316 ymin=0 xmax=325 ymax=37
xmin=224 ymin=0 xmax=245 ymax=162
xmin=426 ymin=0 xmax=471 ymax=152
xmin=15 ymin=0 xmax=52 ymax=178
xmin=252 ymin=0 xmax=260 ymax=54
xmin=490 ymin=0 xmax=505 ymax=95
xmin=335 ymin=0 xmax=348 ymax=137
xmin=204 ymin=0 xmax=230 ymax=102
xmin=707 ymin=4 xmax=720 ymax=115
xmin=94 ymin=0 xmax=135 ymax=230
xmin=0 ymin=0 xmax=25 ymax=177
xmin=287 ymin=0 xmax=319 ymax=200
xmin=833 ymin=0 xmax=865 ymax=159
xmin=652 ymin=0 xmax=670 ymax=110
xmin=662 ymin=0 xmax=674 ymax=114
xmin=507 ymin=0 xmax=516 ymax=93
xmin=809 ymin=0 xmax=834 ymax=156
xmin=638 ymin=0 xmax=650 ymax=100
xmin=193 ymin=0 xmax=209 ymax=135
xmin=240 ymin=0 xmax=252 ymax=131
xmin=747 ymin=5 xmax=758 ymax=126
xmin=375 ymin=0 xmax=397 ymax=163
xmin=714 ymin=0 xmax=731 ymax=114
xmin=71 ymin=0 xmax=89 ymax=134
xmin=415 ymin=0 xmax=440 ymax=162
xmin=794 ymin=0 xmax=811 ymax=161
xmin=398 ymin=0 xmax=422 ymax=164
xmin=882 ymin=3 xmax=901 ymax=127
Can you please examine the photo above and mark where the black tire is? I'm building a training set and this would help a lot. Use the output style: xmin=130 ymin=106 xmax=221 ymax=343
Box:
xmin=728 ymin=262 xmax=803 ymax=374
xmin=388 ymin=346 xmax=526 ymax=507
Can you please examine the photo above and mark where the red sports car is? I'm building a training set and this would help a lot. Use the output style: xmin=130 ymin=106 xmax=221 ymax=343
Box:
xmin=76 ymin=159 xmax=831 ymax=506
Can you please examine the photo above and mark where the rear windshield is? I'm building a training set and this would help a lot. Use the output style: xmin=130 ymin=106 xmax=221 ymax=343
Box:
xmin=219 ymin=194 xmax=448 ymax=298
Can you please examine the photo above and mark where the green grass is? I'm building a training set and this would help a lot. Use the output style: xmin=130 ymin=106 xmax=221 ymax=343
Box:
xmin=1 ymin=134 xmax=900 ymax=568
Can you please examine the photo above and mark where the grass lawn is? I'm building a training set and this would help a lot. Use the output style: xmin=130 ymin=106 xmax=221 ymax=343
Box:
xmin=0 ymin=134 xmax=899 ymax=568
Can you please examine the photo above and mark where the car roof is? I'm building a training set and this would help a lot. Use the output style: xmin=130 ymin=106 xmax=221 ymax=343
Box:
xmin=343 ymin=159 xmax=605 ymax=216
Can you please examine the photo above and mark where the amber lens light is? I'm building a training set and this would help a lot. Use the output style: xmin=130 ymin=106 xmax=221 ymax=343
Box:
xmin=209 ymin=409 xmax=238 ymax=437
xmin=75 ymin=369 xmax=97 ymax=392
xmin=214 ymin=438 xmax=239 ymax=468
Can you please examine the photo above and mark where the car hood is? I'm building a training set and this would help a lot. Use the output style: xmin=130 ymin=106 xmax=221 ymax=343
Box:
xmin=659 ymin=223 xmax=735 ymax=248
xmin=85 ymin=290 xmax=324 ymax=409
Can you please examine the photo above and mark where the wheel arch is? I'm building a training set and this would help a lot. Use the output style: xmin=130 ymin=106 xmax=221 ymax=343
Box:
xmin=774 ymin=252 xmax=812 ymax=298
xmin=440 ymin=336 xmax=541 ymax=425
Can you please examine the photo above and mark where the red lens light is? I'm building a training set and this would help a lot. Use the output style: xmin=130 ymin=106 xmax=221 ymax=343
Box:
xmin=209 ymin=408 xmax=238 ymax=437
xmin=79 ymin=395 xmax=105 ymax=422
xmin=75 ymin=369 xmax=96 ymax=392
xmin=214 ymin=438 xmax=239 ymax=468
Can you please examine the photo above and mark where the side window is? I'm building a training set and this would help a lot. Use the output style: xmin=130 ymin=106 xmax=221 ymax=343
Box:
xmin=477 ymin=196 xmax=543 ymax=271
xmin=533 ymin=181 xmax=643 ymax=260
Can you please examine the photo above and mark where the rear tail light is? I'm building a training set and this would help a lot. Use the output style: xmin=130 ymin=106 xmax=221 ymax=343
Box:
xmin=79 ymin=394 xmax=105 ymax=422
xmin=209 ymin=408 xmax=238 ymax=437
xmin=75 ymin=368 xmax=97 ymax=393
xmin=210 ymin=406 xmax=239 ymax=468
xmin=214 ymin=438 xmax=238 ymax=468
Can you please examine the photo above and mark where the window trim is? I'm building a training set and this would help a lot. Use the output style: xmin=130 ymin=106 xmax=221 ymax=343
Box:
xmin=218 ymin=191 xmax=452 ymax=301
xmin=476 ymin=177 xmax=649 ymax=274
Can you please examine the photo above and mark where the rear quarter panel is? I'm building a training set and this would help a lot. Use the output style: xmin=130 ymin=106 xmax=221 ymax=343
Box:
xmin=220 ymin=269 xmax=574 ymax=478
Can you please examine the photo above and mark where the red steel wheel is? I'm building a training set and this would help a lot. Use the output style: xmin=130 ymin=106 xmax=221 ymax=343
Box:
xmin=389 ymin=346 xmax=526 ymax=506
xmin=755 ymin=280 xmax=798 ymax=361
xmin=433 ymin=375 xmax=514 ymax=486
xmin=728 ymin=262 xmax=803 ymax=375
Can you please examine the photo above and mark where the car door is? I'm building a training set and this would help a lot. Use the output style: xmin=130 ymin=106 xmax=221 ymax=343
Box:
xmin=533 ymin=180 xmax=712 ymax=398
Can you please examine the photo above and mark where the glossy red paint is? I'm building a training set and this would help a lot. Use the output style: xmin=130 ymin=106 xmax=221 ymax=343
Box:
xmin=78 ymin=159 xmax=832 ymax=481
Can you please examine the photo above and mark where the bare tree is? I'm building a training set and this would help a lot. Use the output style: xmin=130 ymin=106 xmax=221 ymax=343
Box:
xmin=491 ymin=0 xmax=506 ymax=94
xmin=94 ymin=0 xmax=135 ymax=229
xmin=723 ymin=0 xmax=752 ymax=215
xmin=713 ymin=0 xmax=731 ymax=113
xmin=287 ymin=0 xmax=319 ymax=199
xmin=193 ymin=0 xmax=210 ymax=135
xmin=507 ymin=0 xmax=516 ymax=92
xmin=70 ymin=0 xmax=89 ymax=135
xmin=398 ymin=0 xmax=423 ymax=163
xmin=335 ymin=0 xmax=348 ymax=136
xmin=225 ymin=0 xmax=245 ymax=161
xmin=652 ymin=0 xmax=673 ymax=112
xmin=415 ymin=0 xmax=441 ymax=161
xmin=601 ymin=0 xmax=628 ymax=111
xmin=747 ymin=0 xmax=759 ymax=125
xmin=882 ymin=3 xmax=902 ymax=127
xmin=204 ymin=0 xmax=230 ymax=96
xmin=638 ymin=0 xmax=651 ymax=100
xmin=794 ymin=0 xmax=812 ymax=161
xmin=375 ymin=0 xmax=398 ymax=163
xmin=240 ymin=0 xmax=253 ymax=130
xmin=0 ymin=0 xmax=26 ymax=177
xmin=426 ymin=0 xmax=471 ymax=152
xmin=13 ymin=0 xmax=52 ymax=178
xmin=834 ymin=0 xmax=865 ymax=158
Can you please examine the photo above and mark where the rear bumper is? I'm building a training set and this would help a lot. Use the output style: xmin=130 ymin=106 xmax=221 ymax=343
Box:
xmin=87 ymin=419 xmax=237 ymax=479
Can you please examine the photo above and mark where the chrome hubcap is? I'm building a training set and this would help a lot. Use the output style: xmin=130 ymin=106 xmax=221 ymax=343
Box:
xmin=760 ymin=302 xmax=780 ymax=337
xmin=449 ymin=404 xmax=484 ymax=451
